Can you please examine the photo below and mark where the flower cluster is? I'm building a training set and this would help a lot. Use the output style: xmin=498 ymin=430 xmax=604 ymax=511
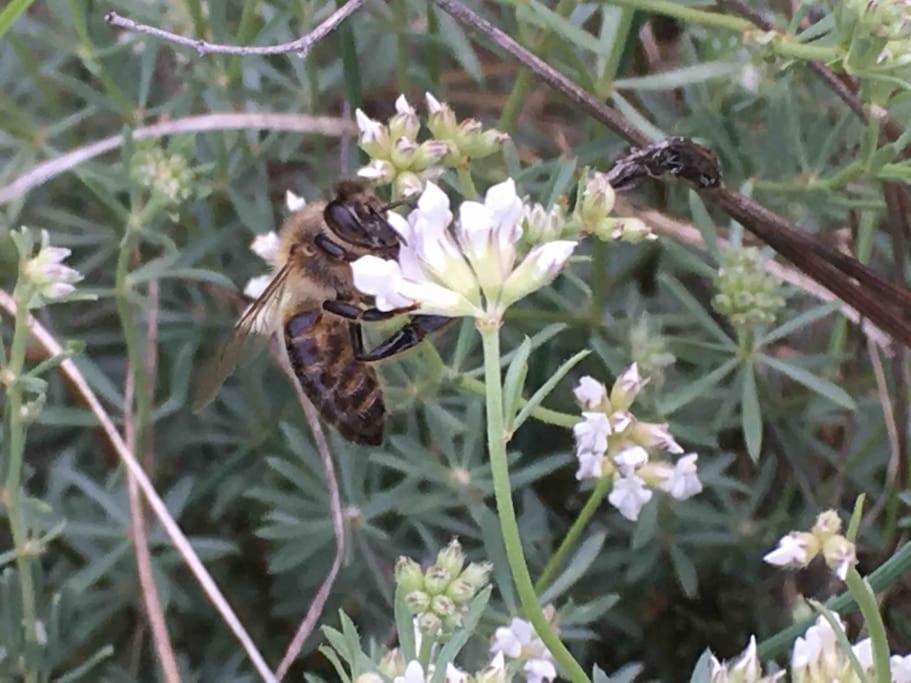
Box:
xmin=129 ymin=145 xmax=196 ymax=205
xmin=351 ymin=180 xmax=577 ymax=321
xmin=572 ymin=364 xmax=702 ymax=521
xmin=763 ymin=510 xmax=857 ymax=580
xmin=367 ymin=652 xmax=506 ymax=683
xmin=491 ymin=616 xmax=557 ymax=683
xmin=395 ymin=539 xmax=491 ymax=637
xmin=355 ymin=93 xmax=508 ymax=198
xmin=710 ymin=617 xmax=911 ymax=683
xmin=13 ymin=228 xmax=84 ymax=309
xmin=712 ymin=247 xmax=786 ymax=331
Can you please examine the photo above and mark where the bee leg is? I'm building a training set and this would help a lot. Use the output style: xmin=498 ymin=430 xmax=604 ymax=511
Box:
xmin=323 ymin=300 xmax=416 ymax=321
xmin=313 ymin=234 xmax=357 ymax=262
xmin=348 ymin=322 xmax=365 ymax=356
xmin=357 ymin=315 xmax=451 ymax=362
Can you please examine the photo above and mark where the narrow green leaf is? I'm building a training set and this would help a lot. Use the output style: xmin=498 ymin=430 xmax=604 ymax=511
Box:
xmin=659 ymin=357 xmax=739 ymax=414
xmin=670 ymin=544 xmax=698 ymax=597
xmin=0 ymin=0 xmax=36 ymax=40
xmin=318 ymin=644 xmax=352 ymax=683
xmin=847 ymin=494 xmax=866 ymax=543
xmin=513 ymin=350 xmax=589 ymax=433
xmin=688 ymin=190 xmax=718 ymax=261
xmin=430 ymin=587 xmax=492 ymax=683
xmin=503 ymin=337 xmax=532 ymax=431
xmin=741 ymin=363 xmax=762 ymax=462
xmin=540 ymin=531 xmax=606 ymax=604
xmin=614 ymin=62 xmax=741 ymax=90
xmin=659 ymin=274 xmax=735 ymax=348
xmin=512 ymin=0 xmax=609 ymax=57
xmin=758 ymin=302 xmax=840 ymax=347
xmin=760 ymin=355 xmax=856 ymax=410
xmin=395 ymin=587 xmax=416 ymax=662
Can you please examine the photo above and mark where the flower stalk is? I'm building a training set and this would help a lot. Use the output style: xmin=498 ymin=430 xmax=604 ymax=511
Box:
xmin=3 ymin=276 xmax=40 ymax=669
xmin=478 ymin=319 xmax=590 ymax=683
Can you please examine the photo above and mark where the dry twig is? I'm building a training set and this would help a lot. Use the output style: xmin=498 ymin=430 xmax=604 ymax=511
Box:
xmin=0 ymin=290 xmax=278 ymax=683
xmin=105 ymin=0 xmax=366 ymax=56
xmin=0 ymin=113 xmax=355 ymax=206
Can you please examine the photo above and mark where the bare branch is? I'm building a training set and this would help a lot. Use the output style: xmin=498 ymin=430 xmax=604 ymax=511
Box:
xmin=0 ymin=112 xmax=355 ymax=206
xmin=0 ymin=290 xmax=278 ymax=683
xmin=862 ymin=337 xmax=902 ymax=527
xmin=274 ymin=347 xmax=346 ymax=680
xmin=105 ymin=0 xmax=366 ymax=57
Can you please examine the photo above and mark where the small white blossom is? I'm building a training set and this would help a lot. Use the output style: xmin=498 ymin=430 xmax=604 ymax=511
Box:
xmin=576 ymin=450 xmax=605 ymax=480
xmin=285 ymin=189 xmax=306 ymax=212
xmin=763 ymin=532 xmax=817 ymax=569
xmin=395 ymin=660 xmax=427 ymax=683
xmin=608 ymin=474 xmax=653 ymax=521
xmin=250 ymin=232 xmax=280 ymax=266
xmin=656 ymin=454 xmax=703 ymax=500
xmin=630 ymin=421 xmax=684 ymax=453
xmin=24 ymin=230 xmax=83 ymax=303
xmin=574 ymin=376 xmax=607 ymax=409
xmin=613 ymin=445 xmax=649 ymax=474
xmin=444 ymin=664 xmax=469 ymax=683
xmin=573 ymin=412 xmax=611 ymax=457
xmin=476 ymin=652 xmax=508 ymax=683
xmin=853 ymin=638 xmax=874 ymax=672
xmin=491 ymin=618 xmax=555 ymax=683
xmin=610 ymin=362 xmax=646 ymax=411
xmin=892 ymin=654 xmax=911 ymax=683
xmin=243 ymin=274 xmax=271 ymax=300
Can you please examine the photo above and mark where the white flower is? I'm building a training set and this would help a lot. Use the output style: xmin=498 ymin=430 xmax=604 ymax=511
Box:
xmin=351 ymin=181 xmax=575 ymax=320
xmin=575 ymin=450 xmax=604 ymax=480
xmin=892 ymin=654 xmax=911 ymax=683
xmin=608 ymin=474 xmax=653 ymax=521
xmin=853 ymin=638 xmax=874 ymax=673
xmin=656 ymin=454 xmax=703 ymax=500
xmin=285 ymin=189 xmax=306 ymax=212
xmin=243 ymin=274 xmax=271 ymax=300
xmin=573 ymin=412 xmax=611 ymax=457
xmin=491 ymin=618 xmax=555 ymax=683
xmin=574 ymin=376 xmax=606 ymax=409
xmin=395 ymin=660 xmax=427 ymax=683
xmin=350 ymin=255 xmax=415 ymax=312
xmin=791 ymin=616 xmax=839 ymax=676
xmin=629 ymin=421 xmax=684 ymax=453
xmin=613 ymin=445 xmax=649 ymax=474
xmin=763 ymin=532 xmax=817 ymax=568
xmin=524 ymin=658 xmax=557 ymax=683
xmin=444 ymin=664 xmax=469 ymax=683
xmin=24 ymin=230 xmax=83 ymax=301
xmin=250 ymin=231 xmax=280 ymax=266
xmin=476 ymin=652 xmax=507 ymax=683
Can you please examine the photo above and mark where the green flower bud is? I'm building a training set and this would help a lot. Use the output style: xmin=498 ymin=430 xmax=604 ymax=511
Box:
xmin=405 ymin=590 xmax=431 ymax=614
xmin=417 ymin=611 xmax=442 ymax=636
xmin=442 ymin=611 xmax=464 ymax=632
xmin=822 ymin=534 xmax=857 ymax=581
xmin=445 ymin=578 xmax=476 ymax=604
xmin=578 ymin=172 xmax=616 ymax=228
xmin=436 ymin=539 xmax=465 ymax=578
xmin=813 ymin=510 xmax=842 ymax=538
xmin=458 ymin=561 xmax=492 ymax=592
xmin=379 ymin=648 xmax=405 ymax=678
xmin=712 ymin=247 xmax=785 ymax=331
xmin=426 ymin=92 xmax=459 ymax=140
xmin=390 ymin=137 xmax=418 ymax=169
xmin=412 ymin=140 xmax=450 ymax=171
xmin=388 ymin=94 xmax=420 ymax=141
xmin=395 ymin=556 xmax=425 ymax=593
xmin=423 ymin=565 xmax=451 ymax=595
xmin=460 ymin=128 xmax=510 ymax=159
xmin=430 ymin=594 xmax=456 ymax=618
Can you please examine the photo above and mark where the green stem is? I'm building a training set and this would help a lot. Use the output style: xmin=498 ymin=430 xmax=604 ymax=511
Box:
xmin=535 ymin=478 xmax=611 ymax=593
xmin=456 ymin=165 xmax=479 ymax=200
xmin=845 ymin=568 xmax=891 ymax=683
xmin=478 ymin=321 xmax=591 ymax=683
xmin=451 ymin=373 xmax=577 ymax=428
xmin=418 ymin=631 xmax=434 ymax=669
xmin=3 ymin=280 xmax=40 ymax=672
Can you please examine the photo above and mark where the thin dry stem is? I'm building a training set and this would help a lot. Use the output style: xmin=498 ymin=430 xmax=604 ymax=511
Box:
xmin=0 ymin=113 xmax=355 ymax=206
xmin=863 ymin=337 xmax=902 ymax=526
xmin=274 ymin=348 xmax=346 ymax=680
xmin=105 ymin=0 xmax=366 ymax=56
xmin=0 ymin=290 xmax=278 ymax=683
xmin=620 ymin=198 xmax=896 ymax=353
xmin=125 ymin=367 xmax=181 ymax=683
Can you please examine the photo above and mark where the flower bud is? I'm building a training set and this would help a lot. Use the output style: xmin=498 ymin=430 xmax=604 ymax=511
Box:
xmin=424 ymin=565 xmax=451 ymax=595
xmin=430 ymin=594 xmax=456 ymax=618
xmin=355 ymin=109 xmax=390 ymax=158
xmin=523 ymin=202 xmax=567 ymax=244
xmin=405 ymin=590 xmax=431 ymax=614
xmin=388 ymin=94 xmax=420 ymax=141
xmin=500 ymin=240 xmax=577 ymax=311
xmin=629 ymin=422 xmax=684 ymax=453
xmin=574 ymin=376 xmax=607 ymax=410
xmin=443 ymin=611 xmax=463 ymax=632
xmin=390 ymin=137 xmax=418 ymax=168
xmin=413 ymin=140 xmax=451 ymax=171
xmin=460 ymin=128 xmax=510 ymax=159
xmin=23 ymin=229 xmax=84 ymax=303
xmin=475 ymin=652 xmax=508 ymax=683
xmin=436 ymin=538 xmax=466 ymax=578
xmin=395 ymin=556 xmax=425 ymax=593
xmin=445 ymin=578 xmax=475 ymax=604
xmin=610 ymin=217 xmax=656 ymax=243
xmin=610 ymin=363 xmax=645 ymax=412
xmin=357 ymin=159 xmax=396 ymax=184
xmin=379 ymin=648 xmax=405 ymax=678
xmin=578 ymin=172 xmax=616 ymax=227
xmin=417 ymin=611 xmax=442 ymax=636
xmin=458 ymin=561 xmax=492 ymax=592
xmin=812 ymin=510 xmax=842 ymax=538
xmin=395 ymin=172 xmax=424 ymax=198
xmin=426 ymin=92 xmax=459 ymax=139
xmin=763 ymin=531 xmax=820 ymax=569
xmin=822 ymin=534 xmax=857 ymax=581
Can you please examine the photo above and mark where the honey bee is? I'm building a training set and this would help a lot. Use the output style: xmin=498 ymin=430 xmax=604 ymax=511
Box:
xmin=193 ymin=180 xmax=450 ymax=445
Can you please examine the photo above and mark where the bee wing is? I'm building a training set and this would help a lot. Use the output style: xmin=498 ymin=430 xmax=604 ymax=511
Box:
xmin=192 ymin=265 xmax=291 ymax=412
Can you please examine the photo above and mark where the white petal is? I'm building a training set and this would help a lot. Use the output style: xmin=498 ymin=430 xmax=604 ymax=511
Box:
xmin=42 ymin=282 xmax=75 ymax=299
xmin=250 ymin=232 xmax=281 ymax=265
xmin=852 ymin=638 xmax=874 ymax=672
xmin=444 ymin=663 xmax=468 ymax=683
xmin=763 ymin=533 xmax=808 ymax=567
xmin=659 ymin=453 xmax=703 ymax=500
xmin=394 ymin=660 xmax=426 ymax=683
xmin=499 ymin=240 xmax=576 ymax=309
xmin=244 ymin=274 xmax=272 ymax=299
xmin=355 ymin=108 xmax=383 ymax=142
xmin=523 ymin=658 xmax=557 ymax=683
xmin=351 ymin=255 xmax=415 ymax=312
xmin=491 ymin=626 xmax=522 ymax=659
xmin=573 ymin=412 xmax=611 ymax=456
xmin=457 ymin=200 xmax=494 ymax=255
xmin=396 ymin=93 xmax=416 ymax=115
xmin=575 ymin=451 xmax=604 ymax=480
xmin=608 ymin=474 xmax=652 ymax=521
xmin=285 ymin=189 xmax=306 ymax=212
xmin=484 ymin=178 xmax=523 ymax=237
xmin=613 ymin=445 xmax=649 ymax=473
xmin=610 ymin=362 xmax=646 ymax=411
xmin=425 ymin=91 xmax=444 ymax=113
xmin=574 ymin=376 xmax=607 ymax=409
xmin=387 ymin=212 xmax=413 ymax=242
xmin=891 ymin=654 xmax=911 ymax=683
xmin=396 ymin=278 xmax=478 ymax=317
xmin=414 ymin=182 xmax=453 ymax=228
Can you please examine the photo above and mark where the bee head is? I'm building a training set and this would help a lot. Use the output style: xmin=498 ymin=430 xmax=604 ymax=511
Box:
xmin=324 ymin=182 xmax=405 ymax=252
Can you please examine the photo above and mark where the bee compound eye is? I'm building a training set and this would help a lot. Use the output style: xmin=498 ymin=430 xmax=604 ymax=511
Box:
xmin=302 ymin=243 xmax=316 ymax=256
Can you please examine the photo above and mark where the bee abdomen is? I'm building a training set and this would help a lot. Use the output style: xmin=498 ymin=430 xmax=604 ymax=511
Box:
xmin=284 ymin=310 xmax=385 ymax=446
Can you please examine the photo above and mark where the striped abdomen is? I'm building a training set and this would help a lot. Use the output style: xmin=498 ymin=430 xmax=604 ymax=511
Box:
xmin=284 ymin=309 xmax=385 ymax=445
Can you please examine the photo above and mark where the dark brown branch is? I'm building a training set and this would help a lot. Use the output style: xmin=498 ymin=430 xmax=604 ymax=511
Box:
xmin=106 ymin=0 xmax=366 ymax=56
xmin=431 ymin=0 xmax=911 ymax=347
